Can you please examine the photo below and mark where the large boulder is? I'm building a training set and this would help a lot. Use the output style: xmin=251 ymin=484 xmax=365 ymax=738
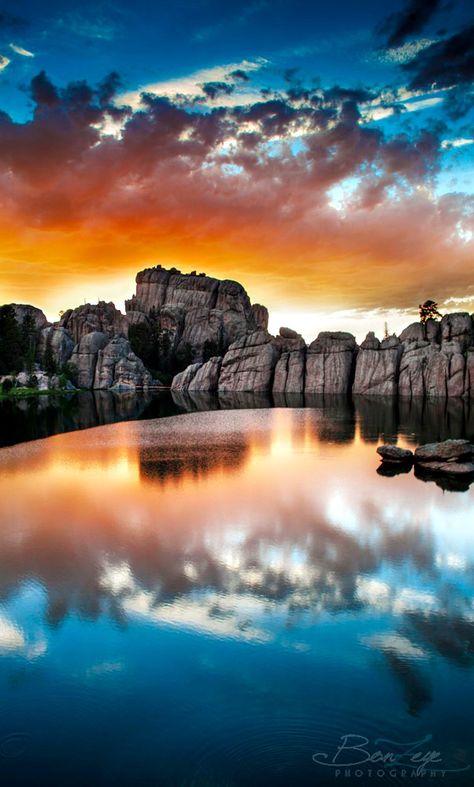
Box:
xmin=94 ymin=337 xmax=153 ymax=391
xmin=353 ymin=335 xmax=401 ymax=396
xmin=272 ymin=328 xmax=306 ymax=393
xmin=38 ymin=326 xmax=74 ymax=367
xmin=188 ymin=357 xmax=222 ymax=392
xmin=218 ymin=331 xmax=280 ymax=392
xmin=9 ymin=304 xmax=48 ymax=331
xmin=70 ymin=332 xmax=109 ymax=389
xmin=414 ymin=439 xmax=472 ymax=463
xmin=399 ymin=319 xmax=440 ymax=345
xmin=305 ymin=332 xmax=357 ymax=395
xmin=441 ymin=312 xmax=473 ymax=352
xmin=377 ymin=444 xmax=414 ymax=463
xmin=171 ymin=363 xmax=204 ymax=392
xmin=60 ymin=302 xmax=128 ymax=344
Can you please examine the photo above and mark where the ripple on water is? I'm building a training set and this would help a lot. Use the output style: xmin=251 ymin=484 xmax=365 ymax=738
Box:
xmin=190 ymin=704 xmax=414 ymax=786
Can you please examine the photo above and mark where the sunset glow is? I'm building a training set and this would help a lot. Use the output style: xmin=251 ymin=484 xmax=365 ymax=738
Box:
xmin=0 ymin=0 xmax=472 ymax=337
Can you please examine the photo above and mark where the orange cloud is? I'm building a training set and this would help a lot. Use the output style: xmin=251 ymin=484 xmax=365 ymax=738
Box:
xmin=0 ymin=71 xmax=472 ymax=321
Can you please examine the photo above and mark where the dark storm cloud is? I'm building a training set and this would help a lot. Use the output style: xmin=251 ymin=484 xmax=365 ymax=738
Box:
xmin=30 ymin=71 xmax=60 ymax=107
xmin=377 ymin=0 xmax=442 ymax=47
xmin=229 ymin=69 xmax=250 ymax=81
xmin=201 ymin=81 xmax=235 ymax=99
xmin=324 ymin=86 xmax=376 ymax=105
xmin=402 ymin=24 xmax=474 ymax=90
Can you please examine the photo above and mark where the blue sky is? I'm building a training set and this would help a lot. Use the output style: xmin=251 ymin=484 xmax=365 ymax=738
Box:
xmin=1 ymin=0 xmax=472 ymax=193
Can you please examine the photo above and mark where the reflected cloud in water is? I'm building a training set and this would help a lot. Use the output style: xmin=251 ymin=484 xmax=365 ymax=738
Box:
xmin=0 ymin=407 xmax=473 ymax=723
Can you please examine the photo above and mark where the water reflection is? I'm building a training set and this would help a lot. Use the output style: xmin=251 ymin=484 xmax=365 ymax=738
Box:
xmin=0 ymin=408 xmax=473 ymax=784
xmin=2 ymin=389 xmax=474 ymax=452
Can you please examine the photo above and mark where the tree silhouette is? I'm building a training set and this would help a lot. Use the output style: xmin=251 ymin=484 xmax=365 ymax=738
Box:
xmin=419 ymin=300 xmax=442 ymax=324
xmin=0 ymin=306 xmax=24 ymax=375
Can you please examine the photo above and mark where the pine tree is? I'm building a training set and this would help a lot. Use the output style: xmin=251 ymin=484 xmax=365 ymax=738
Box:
xmin=43 ymin=337 xmax=57 ymax=376
xmin=419 ymin=300 xmax=442 ymax=324
xmin=0 ymin=306 xmax=24 ymax=375
xmin=21 ymin=314 xmax=37 ymax=373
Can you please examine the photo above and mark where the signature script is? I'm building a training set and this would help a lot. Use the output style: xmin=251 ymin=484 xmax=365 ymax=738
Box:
xmin=312 ymin=734 xmax=470 ymax=777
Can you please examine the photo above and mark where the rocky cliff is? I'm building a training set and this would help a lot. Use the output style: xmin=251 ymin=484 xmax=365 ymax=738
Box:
xmin=173 ymin=315 xmax=474 ymax=400
xmin=124 ymin=265 xmax=263 ymax=362
xmin=4 ymin=265 xmax=474 ymax=398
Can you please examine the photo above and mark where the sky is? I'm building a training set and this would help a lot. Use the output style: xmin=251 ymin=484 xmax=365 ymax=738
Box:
xmin=0 ymin=0 xmax=472 ymax=340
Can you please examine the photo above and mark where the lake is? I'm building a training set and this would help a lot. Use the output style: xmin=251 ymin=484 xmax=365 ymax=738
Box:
xmin=0 ymin=398 xmax=473 ymax=785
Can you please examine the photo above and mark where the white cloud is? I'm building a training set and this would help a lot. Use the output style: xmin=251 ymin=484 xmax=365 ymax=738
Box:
xmin=0 ymin=614 xmax=24 ymax=652
xmin=364 ymin=632 xmax=427 ymax=660
xmin=9 ymin=43 xmax=34 ymax=57
xmin=441 ymin=138 xmax=474 ymax=150
xmin=378 ymin=38 xmax=436 ymax=65
xmin=119 ymin=59 xmax=268 ymax=109
xmin=364 ymin=94 xmax=444 ymax=122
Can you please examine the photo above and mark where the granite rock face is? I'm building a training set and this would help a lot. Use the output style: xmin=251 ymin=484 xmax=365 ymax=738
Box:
xmin=60 ymin=302 xmax=128 ymax=344
xmin=353 ymin=334 xmax=402 ymax=396
xmin=171 ymin=363 xmax=204 ymax=392
xmin=71 ymin=332 xmax=153 ymax=393
xmin=441 ymin=313 xmax=473 ymax=352
xmin=398 ymin=341 xmax=467 ymax=398
xmin=70 ymin=331 xmax=109 ymax=389
xmin=93 ymin=337 xmax=154 ymax=391
xmin=7 ymin=266 xmax=474 ymax=399
xmin=38 ymin=326 xmax=75 ymax=367
xmin=465 ymin=349 xmax=474 ymax=398
xmin=272 ymin=328 xmax=306 ymax=393
xmin=251 ymin=304 xmax=269 ymax=331
xmin=400 ymin=318 xmax=440 ymax=345
xmin=218 ymin=331 xmax=280 ymax=392
xmin=189 ymin=357 xmax=222 ymax=392
xmin=125 ymin=266 xmax=259 ymax=361
xmin=305 ymin=332 xmax=357 ymax=395
xmin=9 ymin=304 xmax=49 ymax=331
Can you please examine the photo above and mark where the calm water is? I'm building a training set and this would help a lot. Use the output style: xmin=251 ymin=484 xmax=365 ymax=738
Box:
xmin=0 ymin=403 xmax=473 ymax=785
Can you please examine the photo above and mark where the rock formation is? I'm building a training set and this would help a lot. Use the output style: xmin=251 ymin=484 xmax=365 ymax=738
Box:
xmin=70 ymin=332 xmax=109 ymax=389
xmin=38 ymin=326 xmax=75 ymax=367
xmin=93 ymin=337 xmax=153 ymax=392
xmin=59 ymin=301 xmax=128 ymax=344
xmin=189 ymin=357 xmax=222 ymax=392
xmin=218 ymin=331 xmax=280 ymax=392
xmin=124 ymin=265 xmax=261 ymax=361
xmin=9 ymin=304 xmax=49 ymax=331
xmin=272 ymin=328 xmax=306 ymax=393
xmin=378 ymin=440 xmax=474 ymax=489
xmin=376 ymin=444 xmax=414 ymax=463
xmin=251 ymin=304 xmax=269 ymax=331
xmin=305 ymin=332 xmax=357 ymax=395
xmin=398 ymin=313 xmax=471 ymax=399
xmin=4 ymin=265 xmax=474 ymax=398
xmin=171 ymin=312 xmax=474 ymax=400
xmin=353 ymin=334 xmax=401 ymax=396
